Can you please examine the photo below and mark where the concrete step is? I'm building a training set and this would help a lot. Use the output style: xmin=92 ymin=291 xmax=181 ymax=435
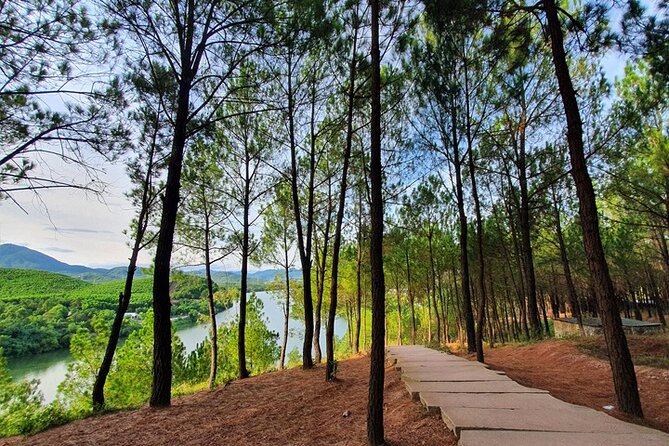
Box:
xmin=404 ymin=380 xmax=548 ymax=399
xmin=419 ymin=391 xmax=568 ymax=413
xmin=401 ymin=370 xmax=510 ymax=383
xmin=459 ymin=430 xmax=669 ymax=446
xmin=390 ymin=345 xmax=669 ymax=446
xmin=441 ymin=406 xmax=653 ymax=436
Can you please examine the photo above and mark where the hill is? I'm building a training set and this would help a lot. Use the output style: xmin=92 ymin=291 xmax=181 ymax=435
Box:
xmin=0 ymin=269 xmax=88 ymax=299
xmin=0 ymin=244 xmax=144 ymax=282
xmin=65 ymin=277 xmax=155 ymax=311
xmin=188 ymin=268 xmax=302 ymax=287
xmin=0 ymin=244 xmax=299 ymax=284
xmin=249 ymin=268 xmax=302 ymax=282
xmin=0 ymin=356 xmax=453 ymax=445
xmin=0 ymin=269 xmax=222 ymax=356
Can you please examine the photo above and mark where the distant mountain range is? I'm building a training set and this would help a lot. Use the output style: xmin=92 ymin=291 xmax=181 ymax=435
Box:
xmin=0 ymin=244 xmax=144 ymax=282
xmin=196 ymin=268 xmax=302 ymax=285
xmin=0 ymin=243 xmax=301 ymax=284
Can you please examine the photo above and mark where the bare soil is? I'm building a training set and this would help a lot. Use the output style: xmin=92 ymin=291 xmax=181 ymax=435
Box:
xmin=457 ymin=338 xmax=669 ymax=433
xmin=1 ymin=355 xmax=455 ymax=446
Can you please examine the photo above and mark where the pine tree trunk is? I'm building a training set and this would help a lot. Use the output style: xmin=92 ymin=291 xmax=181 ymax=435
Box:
xmin=287 ymin=54 xmax=314 ymax=369
xmin=280 ymin=261 xmax=290 ymax=370
xmin=326 ymin=26 xmax=357 ymax=380
xmin=406 ymin=249 xmax=416 ymax=344
xmin=428 ymin=232 xmax=441 ymax=343
xmin=367 ymin=0 xmax=385 ymax=442
xmin=518 ymin=129 xmax=542 ymax=338
xmin=150 ymin=75 xmax=193 ymax=408
xmin=354 ymin=200 xmax=363 ymax=353
xmin=451 ymin=102 xmax=476 ymax=353
xmin=93 ymin=134 xmax=156 ymax=409
xmin=544 ymin=0 xmax=643 ymax=417
xmin=204 ymin=228 xmax=218 ymax=388
xmin=238 ymin=151 xmax=251 ymax=379
xmin=552 ymin=192 xmax=585 ymax=334
xmin=395 ymin=274 xmax=403 ymax=346
xmin=314 ymin=182 xmax=333 ymax=364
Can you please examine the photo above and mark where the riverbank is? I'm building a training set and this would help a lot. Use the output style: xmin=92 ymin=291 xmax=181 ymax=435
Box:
xmin=6 ymin=291 xmax=348 ymax=404
xmin=1 ymin=356 xmax=454 ymax=446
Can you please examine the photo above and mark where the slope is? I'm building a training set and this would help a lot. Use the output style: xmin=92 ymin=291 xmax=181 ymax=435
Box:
xmin=1 ymin=356 xmax=453 ymax=446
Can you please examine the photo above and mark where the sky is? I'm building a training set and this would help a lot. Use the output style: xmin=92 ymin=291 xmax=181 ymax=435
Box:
xmin=0 ymin=8 xmax=635 ymax=269
xmin=0 ymin=161 xmax=148 ymax=268
xmin=0 ymin=155 xmax=259 ymax=271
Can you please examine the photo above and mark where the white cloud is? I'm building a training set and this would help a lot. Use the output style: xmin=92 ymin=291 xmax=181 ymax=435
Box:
xmin=0 ymin=160 xmax=152 ymax=268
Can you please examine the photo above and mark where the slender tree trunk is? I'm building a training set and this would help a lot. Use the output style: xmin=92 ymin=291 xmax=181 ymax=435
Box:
xmin=204 ymin=227 xmax=218 ymax=388
xmin=151 ymin=74 xmax=193 ymax=408
xmin=544 ymin=0 xmax=642 ymax=417
xmin=437 ymin=270 xmax=449 ymax=343
xmin=346 ymin=301 xmax=353 ymax=348
xmin=326 ymin=27 xmax=358 ymax=380
xmin=367 ymin=0 xmax=386 ymax=441
xmin=314 ymin=179 xmax=333 ymax=364
xmin=406 ymin=248 xmax=416 ymax=344
xmin=465 ymin=84 xmax=487 ymax=361
xmin=395 ymin=275 xmax=403 ymax=346
xmin=354 ymin=196 xmax=363 ymax=353
xmin=645 ymin=264 xmax=666 ymax=327
xmin=516 ymin=111 xmax=542 ymax=338
xmin=451 ymin=260 xmax=464 ymax=344
xmin=628 ymin=283 xmax=643 ymax=321
xmin=553 ymin=190 xmax=585 ymax=334
xmin=501 ymin=177 xmax=530 ymax=339
xmin=280 ymin=237 xmax=291 ymax=370
xmin=287 ymin=53 xmax=314 ymax=369
xmin=93 ymin=130 xmax=156 ymax=409
xmin=426 ymin=281 xmax=432 ymax=343
xmin=238 ymin=150 xmax=251 ymax=379
xmin=93 ymin=261 xmax=140 ymax=409
xmin=363 ymin=283 xmax=368 ymax=352
xmin=428 ymin=231 xmax=441 ymax=343
xmin=451 ymin=99 xmax=476 ymax=353
xmin=539 ymin=289 xmax=550 ymax=335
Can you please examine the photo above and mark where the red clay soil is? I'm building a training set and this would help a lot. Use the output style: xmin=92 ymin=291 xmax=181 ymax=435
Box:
xmin=460 ymin=340 xmax=669 ymax=433
xmin=1 ymin=356 xmax=454 ymax=446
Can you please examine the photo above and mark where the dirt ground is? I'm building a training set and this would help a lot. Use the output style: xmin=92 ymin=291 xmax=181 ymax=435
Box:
xmin=457 ymin=338 xmax=669 ymax=433
xmin=575 ymin=334 xmax=669 ymax=369
xmin=1 ymin=356 xmax=454 ymax=446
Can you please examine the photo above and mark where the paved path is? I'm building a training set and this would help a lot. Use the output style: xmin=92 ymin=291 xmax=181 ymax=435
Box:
xmin=387 ymin=345 xmax=669 ymax=446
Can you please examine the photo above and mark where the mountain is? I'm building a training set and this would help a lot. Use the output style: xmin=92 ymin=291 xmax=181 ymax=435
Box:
xmin=0 ymin=244 xmax=144 ymax=282
xmin=0 ymin=244 xmax=301 ymax=284
xmin=249 ymin=269 xmax=302 ymax=282
xmin=186 ymin=268 xmax=302 ymax=286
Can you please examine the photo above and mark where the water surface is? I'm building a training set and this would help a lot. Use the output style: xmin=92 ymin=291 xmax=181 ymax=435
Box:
xmin=7 ymin=291 xmax=347 ymax=403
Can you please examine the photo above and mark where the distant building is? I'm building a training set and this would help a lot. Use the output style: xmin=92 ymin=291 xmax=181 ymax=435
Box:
xmin=124 ymin=312 xmax=140 ymax=320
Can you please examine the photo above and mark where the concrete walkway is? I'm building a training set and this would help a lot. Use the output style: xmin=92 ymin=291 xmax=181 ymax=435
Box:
xmin=387 ymin=345 xmax=669 ymax=446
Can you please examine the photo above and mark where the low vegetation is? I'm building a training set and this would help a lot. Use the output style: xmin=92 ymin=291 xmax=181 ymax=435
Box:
xmin=0 ymin=269 xmax=228 ymax=357
xmin=0 ymin=294 xmax=279 ymax=437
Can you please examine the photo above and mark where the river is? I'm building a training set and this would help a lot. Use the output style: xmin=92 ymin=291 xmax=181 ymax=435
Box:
xmin=6 ymin=291 xmax=348 ymax=403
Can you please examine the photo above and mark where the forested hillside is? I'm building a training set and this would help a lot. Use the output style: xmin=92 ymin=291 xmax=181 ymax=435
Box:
xmin=0 ymin=269 xmax=88 ymax=297
xmin=0 ymin=269 xmax=225 ymax=356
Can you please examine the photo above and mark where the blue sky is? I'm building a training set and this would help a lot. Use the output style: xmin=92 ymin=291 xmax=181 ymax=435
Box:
xmin=0 ymin=3 xmax=642 ymax=268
